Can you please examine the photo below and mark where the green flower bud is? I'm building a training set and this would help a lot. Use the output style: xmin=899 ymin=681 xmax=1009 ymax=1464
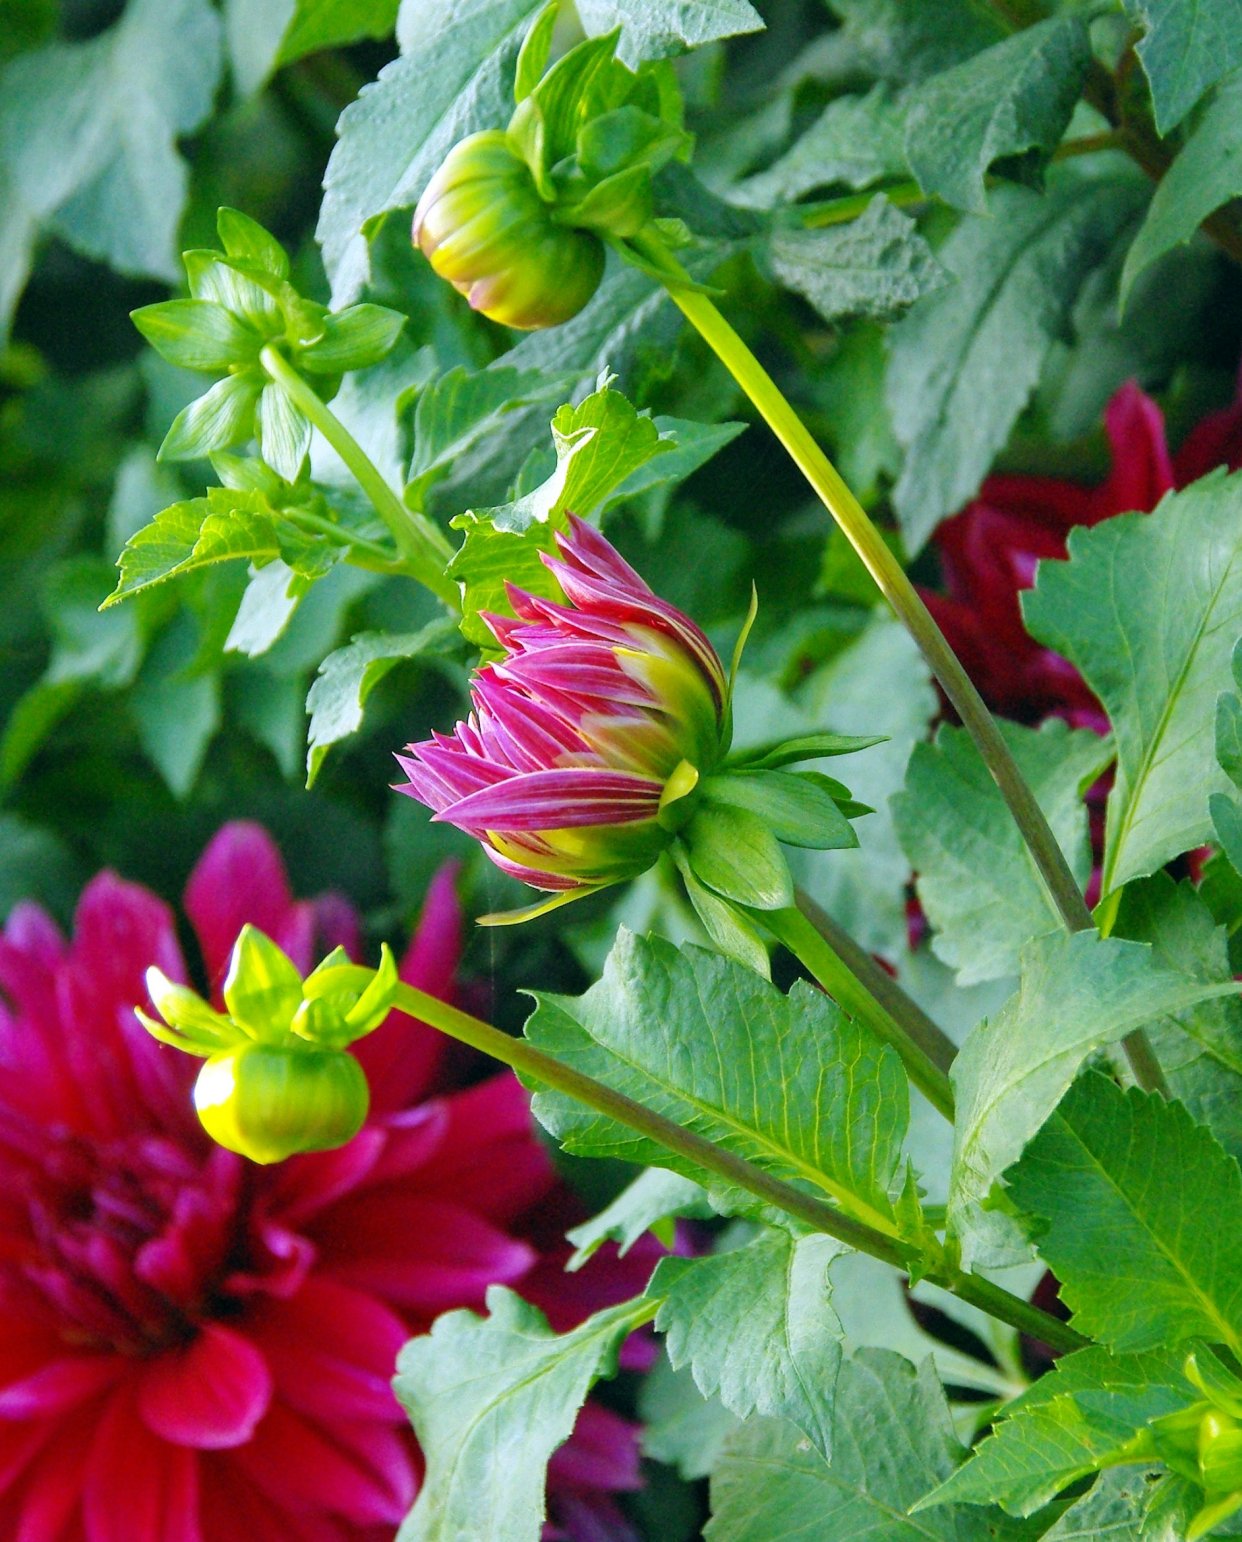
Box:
xmin=194 ymin=1044 xmax=369 ymax=1165
xmin=412 ymin=131 xmax=605 ymax=330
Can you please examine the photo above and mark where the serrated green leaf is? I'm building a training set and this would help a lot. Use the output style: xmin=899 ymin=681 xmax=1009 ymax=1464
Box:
xmin=651 ymin=1230 xmax=846 ymax=1455
xmin=923 ymin=1346 xmax=1192 ymax=1517
xmin=948 ymin=931 xmax=1240 ymax=1262
xmin=768 ymin=197 xmax=944 ymax=324
xmin=393 ymin=1288 xmax=650 ymax=1542
xmin=567 ymin=1167 xmax=714 ymax=1268
xmin=731 ymin=86 xmax=908 ymax=207
xmin=1038 ymin=1464 xmax=1161 ymax=1541
xmin=887 ymin=173 xmax=1146 ymax=553
xmin=893 ymin=719 xmax=1112 ymax=985
xmin=1122 ymin=73 xmax=1242 ymax=301
xmin=305 ymin=620 xmax=456 ymax=784
xmin=1121 ymin=0 xmax=1242 ymax=134
xmin=903 ymin=18 xmax=1091 ymax=214
xmin=525 ymin=930 xmax=910 ymax=1229
xmin=0 ymin=0 xmax=222 ymax=336
xmin=641 ymin=1356 xmax=741 ymax=1481
xmin=1024 ymin=468 xmax=1242 ymax=899
xmin=1009 ymin=1072 xmax=1242 ymax=1355
xmin=131 ymin=300 xmax=262 ymax=373
xmin=826 ymin=0 xmax=1005 ymax=84
xmin=318 ymin=0 xmax=542 ymax=304
xmin=575 ymin=0 xmax=761 ymax=62
xmin=707 ymin=1349 xmax=1027 ymax=1541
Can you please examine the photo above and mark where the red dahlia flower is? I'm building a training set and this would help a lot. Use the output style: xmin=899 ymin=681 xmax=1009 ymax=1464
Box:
xmin=0 ymin=823 xmax=655 ymax=1542
xmin=396 ymin=515 xmax=730 ymax=906
xmin=924 ymin=376 xmax=1242 ymax=727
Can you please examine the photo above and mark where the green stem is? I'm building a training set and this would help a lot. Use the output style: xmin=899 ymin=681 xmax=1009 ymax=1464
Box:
xmin=282 ymin=506 xmax=406 ymax=569
xmin=795 ymin=888 xmax=958 ymax=1074
xmin=760 ymin=905 xmax=956 ymax=1120
xmin=259 ymin=344 xmax=459 ymax=609
xmin=387 ymin=980 xmax=1085 ymax=1354
xmin=628 ymin=231 xmax=1166 ymax=1097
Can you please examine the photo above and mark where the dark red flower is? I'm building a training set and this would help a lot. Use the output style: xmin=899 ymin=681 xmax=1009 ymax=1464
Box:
xmin=0 ymin=823 xmax=655 ymax=1542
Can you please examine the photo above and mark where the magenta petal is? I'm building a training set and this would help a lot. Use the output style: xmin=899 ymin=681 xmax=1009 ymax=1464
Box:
xmin=0 ymin=1356 xmax=117 ymax=1419
xmin=549 ymin=1401 xmax=643 ymax=1494
xmin=85 ymin=1388 xmax=203 ymax=1542
xmin=438 ymin=769 xmax=662 ymax=832
xmin=184 ymin=822 xmax=296 ymax=991
xmin=138 ymin=1324 xmax=273 ymax=1450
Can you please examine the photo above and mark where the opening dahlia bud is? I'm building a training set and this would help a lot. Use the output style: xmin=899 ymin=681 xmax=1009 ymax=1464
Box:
xmin=194 ymin=1045 xmax=368 ymax=1165
xmin=395 ymin=516 xmax=730 ymax=914
xmin=413 ymin=130 xmax=605 ymax=330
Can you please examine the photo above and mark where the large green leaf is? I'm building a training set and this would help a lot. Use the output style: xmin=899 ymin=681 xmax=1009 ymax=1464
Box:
xmin=1008 ymin=1072 xmax=1242 ymax=1355
xmin=566 ymin=1167 xmax=714 ymax=1267
xmin=1121 ymin=0 xmax=1242 ymax=133
xmin=318 ymin=0 xmax=541 ymax=304
xmin=825 ymin=0 xmax=1005 ymax=84
xmin=525 ymin=930 xmax=910 ymax=1231
xmin=893 ymin=719 xmax=1112 ymax=985
xmin=0 ymin=0 xmax=222 ymax=336
xmin=923 ymin=1346 xmax=1193 ymax=1517
xmin=1024 ymin=468 xmax=1242 ymax=900
xmin=649 ymin=1230 xmax=846 ymax=1456
xmin=1038 ymin=1465 xmax=1162 ymax=1541
xmin=393 ymin=1288 xmax=650 ymax=1542
xmin=224 ymin=0 xmax=400 ymax=95
xmin=904 ymin=18 xmax=1089 ymax=215
xmin=706 ymin=1349 xmax=1029 ymax=1540
xmin=575 ymin=0 xmax=762 ymax=61
xmin=887 ymin=173 xmax=1146 ymax=552
xmin=948 ymin=930 xmax=1239 ymax=1262
xmin=732 ymin=86 xmax=907 ymax=207
xmin=1122 ymin=72 xmax=1242 ymax=301
xmin=766 ymin=197 xmax=944 ymax=324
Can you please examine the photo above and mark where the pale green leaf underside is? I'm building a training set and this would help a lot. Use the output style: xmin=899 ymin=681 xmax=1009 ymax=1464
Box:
xmin=1122 ymin=0 xmax=1242 ymax=133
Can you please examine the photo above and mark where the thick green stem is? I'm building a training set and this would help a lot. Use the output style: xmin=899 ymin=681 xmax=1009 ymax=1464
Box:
xmin=628 ymin=235 xmax=1165 ymax=1097
xmin=259 ymin=344 xmax=459 ymax=609
xmin=760 ymin=905 xmax=956 ymax=1120
xmin=387 ymin=980 xmax=1085 ymax=1353
xmin=795 ymin=888 xmax=958 ymax=1074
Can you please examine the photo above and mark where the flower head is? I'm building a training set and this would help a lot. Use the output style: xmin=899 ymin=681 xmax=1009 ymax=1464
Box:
xmin=0 ymin=822 xmax=658 ymax=1541
xmin=396 ymin=516 xmax=730 ymax=907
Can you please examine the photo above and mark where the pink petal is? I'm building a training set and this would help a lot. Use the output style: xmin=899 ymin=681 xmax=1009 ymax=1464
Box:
xmin=1096 ymin=380 xmax=1174 ymax=515
xmin=85 ymin=1387 xmax=202 ymax=1542
xmin=138 ymin=1325 xmax=272 ymax=1449
xmin=548 ymin=1401 xmax=643 ymax=1493
xmin=437 ymin=769 xmax=661 ymax=832
xmin=0 ymin=1356 xmax=117 ymax=1419
xmin=184 ymin=822 xmax=296 ymax=991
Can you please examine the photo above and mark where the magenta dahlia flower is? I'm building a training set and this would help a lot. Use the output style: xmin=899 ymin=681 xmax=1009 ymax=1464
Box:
xmin=0 ymin=822 xmax=657 ymax=1542
xmin=396 ymin=515 xmax=730 ymax=906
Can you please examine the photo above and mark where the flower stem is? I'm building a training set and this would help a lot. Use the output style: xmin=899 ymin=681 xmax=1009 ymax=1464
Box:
xmin=259 ymin=345 xmax=459 ymax=610
xmin=388 ymin=980 xmax=1084 ymax=1353
xmin=759 ymin=904 xmax=956 ymax=1120
xmin=627 ymin=231 xmax=1166 ymax=1097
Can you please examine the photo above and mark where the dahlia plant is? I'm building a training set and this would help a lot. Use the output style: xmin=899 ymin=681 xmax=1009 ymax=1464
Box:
xmin=9 ymin=2 xmax=1242 ymax=1540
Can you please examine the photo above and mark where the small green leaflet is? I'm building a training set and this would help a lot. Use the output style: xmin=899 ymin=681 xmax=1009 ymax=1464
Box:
xmin=1008 ymin=1073 xmax=1242 ymax=1356
xmin=1122 ymin=73 xmax=1242 ymax=302
xmin=921 ymin=1345 xmax=1193 ymax=1517
xmin=894 ymin=718 xmax=1111 ymax=986
xmin=525 ymin=930 xmax=909 ymax=1230
xmin=948 ymin=930 xmax=1241 ymax=1264
xmin=566 ymin=1167 xmax=714 ymax=1268
xmin=766 ymin=197 xmax=945 ymax=324
xmin=1121 ymin=0 xmax=1242 ymax=134
xmin=1212 ymin=638 xmax=1242 ymax=877
xmin=887 ymin=173 xmax=1146 ymax=553
xmin=1024 ymin=468 xmax=1242 ymax=900
xmin=731 ymin=86 xmax=908 ymax=207
xmin=393 ymin=1288 xmax=651 ymax=1542
xmin=575 ymin=0 xmax=762 ymax=63
xmin=649 ymin=1231 xmax=847 ymax=1456
xmin=706 ymin=1349 xmax=1029 ymax=1541
xmin=903 ymin=17 xmax=1091 ymax=214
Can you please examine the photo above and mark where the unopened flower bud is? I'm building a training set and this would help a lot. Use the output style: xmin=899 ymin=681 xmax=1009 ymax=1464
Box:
xmin=194 ymin=1044 xmax=368 ymax=1165
xmin=412 ymin=131 xmax=605 ymax=330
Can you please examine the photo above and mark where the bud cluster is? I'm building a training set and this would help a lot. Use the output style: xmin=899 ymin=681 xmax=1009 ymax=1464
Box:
xmin=1142 ymin=1349 xmax=1242 ymax=1539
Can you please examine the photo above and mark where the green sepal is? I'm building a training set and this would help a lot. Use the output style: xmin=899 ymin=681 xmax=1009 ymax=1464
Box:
xmin=159 ymin=372 xmax=263 ymax=462
xmin=137 ymin=970 xmax=242 ymax=1057
xmin=513 ymin=0 xmax=559 ymax=105
xmin=222 ymin=924 xmax=304 ymax=1042
xmin=298 ymin=303 xmax=406 ymax=375
xmin=131 ymin=299 xmax=262 ymax=373
xmin=1190 ymin=1488 xmax=1242 ymax=1541
xmin=477 ymin=886 xmax=608 ymax=927
xmin=700 ymin=768 xmax=860 ymax=851
xmin=672 ymin=843 xmax=770 ymax=977
xmin=682 ymin=802 xmax=793 ymax=911
xmin=657 ymin=758 xmax=700 ymax=831
xmin=1186 ymin=1348 xmax=1242 ymax=1420
xmin=1200 ymin=1412 xmax=1242 ymax=1495
xmin=727 ymin=731 xmax=887 ymax=770
xmin=183 ymin=249 xmax=283 ymax=336
xmin=257 ymin=380 xmax=312 ymax=482
xmin=297 ymin=942 xmax=401 ymax=1045
xmin=216 ymin=206 xmax=290 ymax=278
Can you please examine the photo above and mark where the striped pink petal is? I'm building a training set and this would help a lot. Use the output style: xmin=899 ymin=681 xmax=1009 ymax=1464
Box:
xmin=436 ymin=769 xmax=662 ymax=831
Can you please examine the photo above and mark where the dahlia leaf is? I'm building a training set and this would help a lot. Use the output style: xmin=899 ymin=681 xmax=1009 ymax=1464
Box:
xmin=225 ymin=0 xmax=401 ymax=97
xmin=318 ymin=0 xmax=544 ymax=304
xmin=892 ymin=719 xmax=1112 ymax=985
xmin=887 ymin=172 xmax=1147 ymax=552
xmin=649 ymin=1229 xmax=847 ymax=1456
xmin=394 ymin=1288 xmax=652 ymax=1542
xmin=824 ymin=0 xmax=1005 ymax=84
xmin=730 ymin=86 xmax=908 ymax=209
xmin=574 ymin=0 xmax=762 ymax=63
xmin=567 ymin=1167 xmax=714 ymax=1268
xmin=1024 ymin=467 xmax=1242 ymax=900
xmin=902 ymin=17 xmax=1092 ymax=215
xmin=1122 ymin=72 xmax=1242 ymax=301
xmin=525 ymin=930 xmax=910 ymax=1228
xmin=1006 ymin=1072 xmax=1242 ymax=1356
xmin=766 ymin=197 xmax=946 ymax=324
xmin=948 ymin=930 xmax=1241 ymax=1266
xmin=1120 ymin=0 xmax=1242 ymax=134
xmin=706 ymin=1348 xmax=1029 ymax=1540
xmin=1211 ymin=638 xmax=1242 ymax=880
xmin=919 ymin=1345 xmax=1193 ymax=1517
